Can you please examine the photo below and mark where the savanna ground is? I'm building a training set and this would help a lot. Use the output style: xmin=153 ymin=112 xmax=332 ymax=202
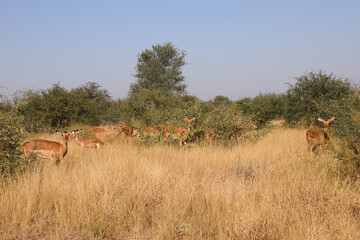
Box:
xmin=1 ymin=127 xmax=360 ymax=239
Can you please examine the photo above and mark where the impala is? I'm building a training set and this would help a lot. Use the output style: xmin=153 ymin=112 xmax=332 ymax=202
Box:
xmin=306 ymin=117 xmax=335 ymax=155
xmin=23 ymin=130 xmax=71 ymax=166
xmin=142 ymin=126 xmax=160 ymax=136
xmin=114 ymin=123 xmax=139 ymax=137
xmin=92 ymin=126 xmax=118 ymax=136
xmin=70 ymin=129 xmax=107 ymax=149
xmin=205 ymin=127 xmax=215 ymax=144
xmin=163 ymin=117 xmax=196 ymax=146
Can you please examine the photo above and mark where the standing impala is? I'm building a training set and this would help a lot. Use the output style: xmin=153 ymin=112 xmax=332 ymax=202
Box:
xmin=306 ymin=117 xmax=335 ymax=155
xmin=70 ymin=129 xmax=106 ymax=149
xmin=23 ymin=130 xmax=71 ymax=166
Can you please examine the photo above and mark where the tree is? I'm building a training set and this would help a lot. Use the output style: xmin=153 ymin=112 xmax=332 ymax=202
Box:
xmin=234 ymin=93 xmax=286 ymax=125
xmin=16 ymin=84 xmax=101 ymax=131
xmin=126 ymin=43 xmax=188 ymax=124
xmin=285 ymin=71 xmax=352 ymax=126
xmin=71 ymin=82 xmax=112 ymax=116
xmin=0 ymin=105 xmax=27 ymax=176
xmin=130 ymin=42 xmax=187 ymax=95
xmin=212 ymin=95 xmax=232 ymax=107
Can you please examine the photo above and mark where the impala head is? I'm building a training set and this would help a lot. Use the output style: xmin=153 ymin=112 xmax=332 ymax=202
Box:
xmin=56 ymin=130 xmax=71 ymax=143
xmin=70 ymin=129 xmax=83 ymax=137
xmin=317 ymin=117 xmax=335 ymax=130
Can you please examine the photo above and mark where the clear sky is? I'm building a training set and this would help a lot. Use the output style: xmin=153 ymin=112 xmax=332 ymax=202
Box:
xmin=1 ymin=1 xmax=359 ymax=101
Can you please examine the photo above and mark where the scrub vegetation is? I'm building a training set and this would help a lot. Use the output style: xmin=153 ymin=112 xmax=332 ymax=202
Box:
xmin=1 ymin=42 xmax=360 ymax=239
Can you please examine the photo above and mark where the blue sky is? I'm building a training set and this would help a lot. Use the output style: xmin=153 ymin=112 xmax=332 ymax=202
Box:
xmin=1 ymin=1 xmax=359 ymax=100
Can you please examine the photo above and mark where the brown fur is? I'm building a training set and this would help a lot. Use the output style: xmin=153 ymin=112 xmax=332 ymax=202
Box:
xmin=23 ymin=131 xmax=70 ymax=166
xmin=114 ymin=124 xmax=139 ymax=137
xmin=142 ymin=126 xmax=160 ymax=136
xmin=71 ymin=130 xmax=104 ymax=149
xmin=92 ymin=127 xmax=117 ymax=136
xmin=163 ymin=118 xmax=195 ymax=146
xmin=306 ymin=117 xmax=335 ymax=155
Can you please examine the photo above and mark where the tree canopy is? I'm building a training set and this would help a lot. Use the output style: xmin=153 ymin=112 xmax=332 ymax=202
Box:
xmin=130 ymin=42 xmax=187 ymax=95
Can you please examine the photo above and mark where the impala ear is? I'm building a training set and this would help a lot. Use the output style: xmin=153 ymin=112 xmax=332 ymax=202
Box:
xmin=317 ymin=118 xmax=324 ymax=123
xmin=192 ymin=117 xmax=196 ymax=121
xmin=56 ymin=130 xmax=62 ymax=135
xmin=184 ymin=117 xmax=188 ymax=121
xmin=329 ymin=117 xmax=335 ymax=122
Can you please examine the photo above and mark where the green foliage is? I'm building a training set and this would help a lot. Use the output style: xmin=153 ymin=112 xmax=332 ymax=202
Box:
xmin=104 ymin=99 xmax=133 ymax=124
xmin=125 ymin=42 xmax=190 ymax=126
xmin=234 ymin=93 xmax=286 ymax=125
xmin=196 ymin=104 xmax=258 ymax=144
xmin=15 ymin=83 xmax=112 ymax=132
xmin=328 ymin=88 xmax=360 ymax=178
xmin=130 ymin=42 xmax=187 ymax=95
xmin=211 ymin=95 xmax=232 ymax=107
xmin=0 ymin=105 xmax=27 ymax=176
xmin=71 ymin=82 xmax=112 ymax=118
xmin=285 ymin=71 xmax=352 ymax=126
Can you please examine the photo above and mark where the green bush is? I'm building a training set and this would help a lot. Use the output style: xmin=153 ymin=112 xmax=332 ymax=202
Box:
xmin=15 ymin=83 xmax=112 ymax=132
xmin=285 ymin=70 xmax=352 ymax=126
xmin=0 ymin=106 xmax=27 ymax=176
xmin=234 ymin=93 xmax=286 ymax=125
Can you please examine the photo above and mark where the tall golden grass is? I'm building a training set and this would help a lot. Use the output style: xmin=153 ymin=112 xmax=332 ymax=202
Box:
xmin=1 ymin=128 xmax=360 ymax=239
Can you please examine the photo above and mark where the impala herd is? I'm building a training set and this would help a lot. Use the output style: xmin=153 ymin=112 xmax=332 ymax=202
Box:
xmin=21 ymin=116 xmax=336 ymax=166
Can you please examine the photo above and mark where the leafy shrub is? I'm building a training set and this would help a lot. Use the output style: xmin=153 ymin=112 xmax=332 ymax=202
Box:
xmin=15 ymin=83 xmax=112 ymax=132
xmin=0 ymin=106 xmax=27 ymax=176
xmin=285 ymin=70 xmax=352 ymax=126
xmin=234 ymin=93 xmax=286 ymax=125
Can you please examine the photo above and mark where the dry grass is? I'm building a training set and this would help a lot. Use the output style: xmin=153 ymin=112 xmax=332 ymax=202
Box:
xmin=1 ymin=128 xmax=360 ymax=239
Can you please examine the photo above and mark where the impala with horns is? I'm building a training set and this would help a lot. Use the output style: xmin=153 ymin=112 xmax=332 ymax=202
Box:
xmin=163 ymin=117 xmax=196 ymax=146
xmin=22 ymin=130 xmax=71 ymax=166
xmin=306 ymin=117 xmax=335 ymax=155
xmin=70 ymin=129 xmax=111 ymax=149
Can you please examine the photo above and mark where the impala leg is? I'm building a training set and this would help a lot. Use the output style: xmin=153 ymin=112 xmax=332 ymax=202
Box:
xmin=307 ymin=141 xmax=312 ymax=153
xmin=53 ymin=156 xmax=60 ymax=166
xmin=319 ymin=145 xmax=323 ymax=155
xmin=163 ymin=132 xmax=170 ymax=142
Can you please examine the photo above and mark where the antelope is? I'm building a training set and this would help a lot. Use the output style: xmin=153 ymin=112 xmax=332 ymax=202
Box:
xmin=306 ymin=117 xmax=335 ymax=155
xmin=114 ymin=123 xmax=139 ymax=137
xmin=92 ymin=126 xmax=117 ymax=136
xmin=205 ymin=128 xmax=215 ymax=144
xmin=163 ymin=117 xmax=196 ymax=146
xmin=70 ymin=129 xmax=108 ymax=149
xmin=22 ymin=130 xmax=71 ymax=166
xmin=142 ymin=126 xmax=160 ymax=136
